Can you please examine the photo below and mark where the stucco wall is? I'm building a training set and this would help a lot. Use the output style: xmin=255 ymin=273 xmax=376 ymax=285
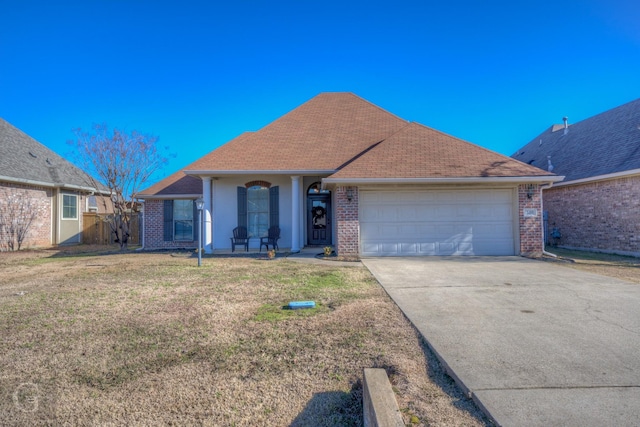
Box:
xmin=544 ymin=176 xmax=640 ymax=255
xmin=0 ymin=182 xmax=52 ymax=249
xmin=142 ymin=175 xmax=295 ymax=251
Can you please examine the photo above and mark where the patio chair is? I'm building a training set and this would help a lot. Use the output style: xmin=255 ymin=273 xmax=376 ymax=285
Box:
xmin=260 ymin=226 xmax=281 ymax=252
xmin=230 ymin=226 xmax=249 ymax=252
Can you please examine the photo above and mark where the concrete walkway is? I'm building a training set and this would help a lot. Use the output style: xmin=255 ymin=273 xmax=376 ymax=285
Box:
xmin=362 ymin=257 xmax=640 ymax=427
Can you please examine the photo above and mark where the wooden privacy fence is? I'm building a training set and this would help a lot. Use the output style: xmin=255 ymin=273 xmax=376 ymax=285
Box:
xmin=82 ymin=213 xmax=141 ymax=245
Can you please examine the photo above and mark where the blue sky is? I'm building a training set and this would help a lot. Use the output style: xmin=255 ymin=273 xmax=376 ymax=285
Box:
xmin=1 ymin=1 xmax=639 ymax=184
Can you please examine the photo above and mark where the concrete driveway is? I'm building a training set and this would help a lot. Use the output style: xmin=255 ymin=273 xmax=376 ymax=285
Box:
xmin=362 ymin=257 xmax=640 ymax=427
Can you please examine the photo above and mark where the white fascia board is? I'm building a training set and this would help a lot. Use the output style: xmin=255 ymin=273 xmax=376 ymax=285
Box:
xmin=0 ymin=175 xmax=100 ymax=192
xmin=552 ymin=168 xmax=640 ymax=187
xmin=183 ymin=169 xmax=335 ymax=176
xmin=322 ymin=176 xmax=565 ymax=185
xmin=137 ymin=193 xmax=202 ymax=200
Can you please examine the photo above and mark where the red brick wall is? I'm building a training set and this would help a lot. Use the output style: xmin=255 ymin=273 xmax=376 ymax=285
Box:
xmin=0 ymin=182 xmax=52 ymax=249
xmin=335 ymin=186 xmax=359 ymax=256
xmin=143 ymin=199 xmax=198 ymax=250
xmin=544 ymin=176 xmax=640 ymax=255
xmin=518 ymin=184 xmax=543 ymax=257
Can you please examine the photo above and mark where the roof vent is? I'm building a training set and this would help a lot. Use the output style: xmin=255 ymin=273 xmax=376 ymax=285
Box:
xmin=547 ymin=156 xmax=554 ymax=172
xmin=563 ymin=117 xmax=568 ymax=135
xmin=29 ymin=151 xmax=37 ymax=158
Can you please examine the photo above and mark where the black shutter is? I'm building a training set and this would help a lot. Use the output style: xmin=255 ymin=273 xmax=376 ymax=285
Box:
xmin=192 ymin=200 xmax=199 ymax=243
xmin=237 ymin=187 xmax=247 ymax=227
xmin=163 ymin=200 xmax=174 ymax=241
xmin=269 ymin=186 xmax=279 ymax=227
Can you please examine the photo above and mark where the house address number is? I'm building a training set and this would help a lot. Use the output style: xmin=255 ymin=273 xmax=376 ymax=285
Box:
xmin=523 ymin=208 xmax=538 ymax=218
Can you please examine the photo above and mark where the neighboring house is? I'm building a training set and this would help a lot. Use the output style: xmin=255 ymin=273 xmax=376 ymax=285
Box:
xmin=139 ymin=93 xmax=560 ymax=257
xmin=512 ymin=98 xmax=640 ymax=256
xmin=0 ymin=118 xmax=105 ymax=248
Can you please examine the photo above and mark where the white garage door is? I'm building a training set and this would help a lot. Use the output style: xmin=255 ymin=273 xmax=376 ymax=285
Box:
xmin=360 ymin=189 xmax=516 ymax=256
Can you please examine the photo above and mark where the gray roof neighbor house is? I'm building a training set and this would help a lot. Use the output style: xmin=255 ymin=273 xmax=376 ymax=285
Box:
xmin=0 ymin=118 xmax=109 ymax=248
xmin=512 ymin=97 xmax=640 ymax=255
xmin=0 ymin=118 xmax=98 ymax=190
xmin=512 ymin=98 xmax=640 ymax=183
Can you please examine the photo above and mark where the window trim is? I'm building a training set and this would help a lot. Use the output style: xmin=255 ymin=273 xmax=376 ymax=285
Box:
xmin=246 ymin=185 xmax=270 ymax=237
xmin=173 ymin=199 xmax=194 ymax=241
xmin=62 ymin=194 xmax=78 ymax=220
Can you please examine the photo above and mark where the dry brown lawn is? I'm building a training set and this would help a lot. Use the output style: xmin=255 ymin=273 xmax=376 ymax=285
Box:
xmin=545 ymin=247 xmax=640 ymax=284
xmin=0 ymin=247 xmax=491 ymax=426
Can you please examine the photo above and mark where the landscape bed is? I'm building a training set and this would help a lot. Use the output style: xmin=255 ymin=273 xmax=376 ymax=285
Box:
xmin=0 ymin=247 xmax=489 ymax=426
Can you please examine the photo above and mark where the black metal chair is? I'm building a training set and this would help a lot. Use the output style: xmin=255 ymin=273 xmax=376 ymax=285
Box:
xmin=260 ymin=226 xmax=281 ymax=252
xmin=230 ymin=226 xmax=249 ymax=252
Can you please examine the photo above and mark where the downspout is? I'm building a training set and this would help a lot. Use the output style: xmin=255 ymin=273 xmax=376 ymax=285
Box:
xmin=137 ymin=201 xmax=145 ymax=251
xmin=540 ymin=183 xmax=557 ymax=258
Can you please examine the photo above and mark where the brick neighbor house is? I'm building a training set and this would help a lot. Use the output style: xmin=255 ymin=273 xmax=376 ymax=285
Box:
xmin=139 ymin=93 xmax=561 ymax=257
xmin=512 ymin=97 xmax=640 ymax=256
xmin=0 ymin=118 xmax=105 ymax=249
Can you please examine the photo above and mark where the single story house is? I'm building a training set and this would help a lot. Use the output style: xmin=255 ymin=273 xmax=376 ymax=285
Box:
xmin=139 ymin=93 xmax=561 ymax=257
xmin=0 ymin=118 xmax=105 ymax=248
xmin=512 ymin=97 xmax=640 ymax=256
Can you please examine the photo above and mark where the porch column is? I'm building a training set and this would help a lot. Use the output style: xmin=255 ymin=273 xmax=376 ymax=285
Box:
xmin=202 ymin=177 xmax=213 ymax=254
xmin=291 ymin=176 xmax=301 ymax=253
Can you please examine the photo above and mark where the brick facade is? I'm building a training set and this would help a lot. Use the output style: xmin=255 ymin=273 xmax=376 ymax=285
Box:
xmin=518 ymin=184 xmax=544 ymax=257
xmin=544 ymin=176 xmax=640 ymax=255
xmin=0 ymin=182 xmax=52 ymax=249
xmin=335 ymin=186 xmax=359 ymax=256
xmin=143 ymin=199 xmax=198 ymax=250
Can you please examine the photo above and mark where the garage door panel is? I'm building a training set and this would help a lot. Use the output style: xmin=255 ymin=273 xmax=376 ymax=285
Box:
xmin=360 ymin=189 xmax=516 ymax=256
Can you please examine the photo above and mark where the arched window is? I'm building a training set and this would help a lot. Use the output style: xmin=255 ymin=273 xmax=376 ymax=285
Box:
xmin=247 ymin=185 xmax=269 ymax=237
xmin=237 ymin=182 xmax=279 ymax=237
xmin=307 ymin=182 xmax=330 ymax=194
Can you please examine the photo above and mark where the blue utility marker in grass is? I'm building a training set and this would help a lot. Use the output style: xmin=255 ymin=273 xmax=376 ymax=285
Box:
xmin=288 ymin=301 xmax=316 ymax=310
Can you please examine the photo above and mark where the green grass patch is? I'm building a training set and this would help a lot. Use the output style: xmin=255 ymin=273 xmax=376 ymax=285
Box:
xmin=253 ymin=302 xmax=329 ymax=322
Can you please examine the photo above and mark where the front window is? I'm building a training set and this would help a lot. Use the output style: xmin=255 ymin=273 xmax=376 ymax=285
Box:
xmin=247 ymin=185 xmax=269 ymax=237
xmin=174 ymin=200 xmax=193 ymax=240
xmin=62 ymin=194 xmax=77 ymax=219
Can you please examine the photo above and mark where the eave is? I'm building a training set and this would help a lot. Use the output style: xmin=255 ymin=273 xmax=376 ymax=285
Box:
xmin=551 ymin=168 xmax=640 ymax=188
xmin=183 ymin=169 xmax=336 ymax=176
xmin=0 ymin=174 xmax=103 ymax=193
xmin=322 ymin=176 xmax=565 ymax=186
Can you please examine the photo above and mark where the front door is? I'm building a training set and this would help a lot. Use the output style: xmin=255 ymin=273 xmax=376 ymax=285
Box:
xmin=307 ymin=194 xmax=331 ymax=245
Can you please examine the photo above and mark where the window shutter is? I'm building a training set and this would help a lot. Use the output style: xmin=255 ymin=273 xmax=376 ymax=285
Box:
xmin=163 ymin=200 xmax=174 ymax=241
xmin=237 ymin=187 xmax=247 ymax=227
xmin=192 ymin=200 xmax=199 ymax=243
xmin=269 ymin=186 xmax=279 ymax=227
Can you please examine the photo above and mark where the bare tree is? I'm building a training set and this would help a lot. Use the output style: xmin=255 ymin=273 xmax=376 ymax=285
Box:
xmin=70 ymin=124 xmax=167 ymax=250
xmin=0 ymin=193 xmax=38 ymax=251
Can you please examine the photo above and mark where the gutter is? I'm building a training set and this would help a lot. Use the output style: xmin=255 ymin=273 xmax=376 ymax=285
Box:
xmin=322 ymin=176 xmax=565 ymax=185
xmin=0 ymin=174 xmax=103 ymax=193
xmin=551 ymin=168 xmax=640 ymax=188
xmin=184 ymin=169 xmax=336 ymax=176
xmin=137 ymin=193 xmax=202 ymax=200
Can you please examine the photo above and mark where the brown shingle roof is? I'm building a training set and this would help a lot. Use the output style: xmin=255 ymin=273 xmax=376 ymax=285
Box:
xmin=141 ymin=93 xmax=557 ymax=196
xmin=330 ymin=122 xmax=554 ymax=179
xmin=138 ymin=169 xmax=202 ymax=196
xmin=185 ymin=92 xmax=408 ymax=171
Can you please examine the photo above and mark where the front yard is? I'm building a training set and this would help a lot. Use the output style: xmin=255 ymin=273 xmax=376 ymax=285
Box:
xmin=0 ymin=248 xmax=489 ymax=426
